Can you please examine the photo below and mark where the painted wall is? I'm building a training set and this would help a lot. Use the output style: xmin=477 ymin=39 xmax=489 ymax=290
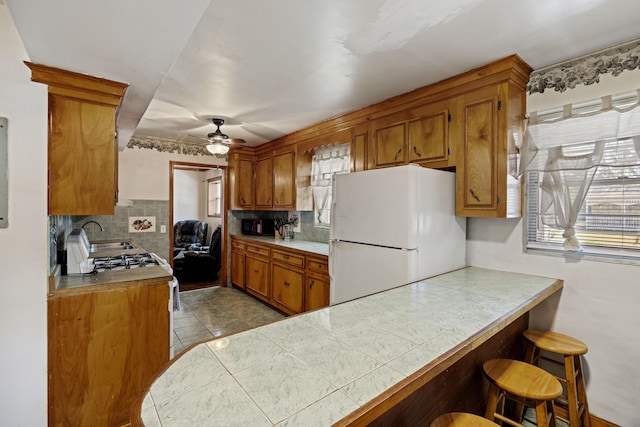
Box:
xmin=174 ymin=169 xmax=203 ymax=221
xmin=0 ymin=5 xmax=48 ymax=426
xmin=118 ymin=146 xmax=226 ymax=201
xmin=467 ymin=70 xmax=640 ymax=426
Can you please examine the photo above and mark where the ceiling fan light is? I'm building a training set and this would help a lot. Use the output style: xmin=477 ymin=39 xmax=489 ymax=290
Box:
xmin=206 ymin=142 xmax=229 ymax=155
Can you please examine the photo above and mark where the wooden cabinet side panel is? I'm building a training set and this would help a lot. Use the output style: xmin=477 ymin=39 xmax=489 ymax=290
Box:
xmin=48 ymin=282 xmax=169 ymax=427
xmin=49 ymin=96 xmax=116 ymax=215
xmin=352 ymin=132 xmax=367 ymax=172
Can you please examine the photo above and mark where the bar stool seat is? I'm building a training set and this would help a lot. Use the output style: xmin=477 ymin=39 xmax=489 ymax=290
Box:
xmin=484 ymin=359 xmax=562 ymax=427
xmin=523 ymin=330 xmax=591 ymax=427
xmin=431 ymin=412 xmax=500 ymax=427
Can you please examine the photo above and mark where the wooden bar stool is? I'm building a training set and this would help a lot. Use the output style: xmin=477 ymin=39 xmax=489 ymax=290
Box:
xmin=431 ymin=412 xmax=500 ymax=427
xmin=483 ymin=359 xmax=562 ymax=427
xmin=523 ymin=330 xmax=591 ymax=427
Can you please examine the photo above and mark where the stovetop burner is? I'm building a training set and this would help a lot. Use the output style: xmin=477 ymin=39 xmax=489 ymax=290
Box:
xmin=92 ymin=252 xmax=160 ymax=272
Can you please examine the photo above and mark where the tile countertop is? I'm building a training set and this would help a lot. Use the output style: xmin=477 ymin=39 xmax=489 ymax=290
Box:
xmin=233 ymin=234 xmax=330 ymax=257
xmin=135 ymin=267 xmax=562 ymax=427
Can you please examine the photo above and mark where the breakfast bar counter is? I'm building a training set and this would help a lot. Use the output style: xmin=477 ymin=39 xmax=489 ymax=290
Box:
xmin=133 ymin=267 xmax=563 ymax=427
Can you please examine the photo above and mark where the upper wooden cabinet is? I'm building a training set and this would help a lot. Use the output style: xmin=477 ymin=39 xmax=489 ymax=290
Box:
xmin=228 ymin=151 xmax=256 ymax=210
xmin=26 ymin=63 xmax=127 ymax=215
xmin=371 ymin=100 xmax=451 ymax=170
xmin=255 ymin=156 xmax=273 ymax=208
xmin=273 ymin=150 xmax=296 ymax=209
xmin=229 ymin=55 xmax=530 ymax=217
xmin=451 ymin=67 xmax=528 ymax=218
xmin=373 ymin=115 xmax=407 ymax=167
xmin=408 ymin=102 xmax=450 ymax=166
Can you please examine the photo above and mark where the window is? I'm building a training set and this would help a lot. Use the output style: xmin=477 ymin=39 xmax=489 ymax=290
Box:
xmin=207 ymin=177 xmax=222 ymax=217
xmin=311 ymin=143 xmax=350 ymax=227
xmin=523 ymin=91 xmax=640 ymax=260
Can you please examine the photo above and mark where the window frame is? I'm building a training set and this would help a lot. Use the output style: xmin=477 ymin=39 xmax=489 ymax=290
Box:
xmin=207 ymin=177 xmax=222 ymax=218
xmin=524 ymin=169 xmax=640 ymax=264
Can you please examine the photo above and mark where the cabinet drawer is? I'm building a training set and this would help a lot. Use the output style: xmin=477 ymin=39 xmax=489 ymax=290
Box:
xmin=306 ymin=257 xmax=328 ymax=274
xmin=231 ymin=239 xmax=246 ymax=251
xmin=246 ymin=244 xmax=270 ymax=258
xmin=272 ymin=250 xmax=305 ymax=268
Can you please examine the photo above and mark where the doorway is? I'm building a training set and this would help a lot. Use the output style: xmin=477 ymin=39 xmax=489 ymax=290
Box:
xmin=169 ymin=161 xmax=227 ymax=290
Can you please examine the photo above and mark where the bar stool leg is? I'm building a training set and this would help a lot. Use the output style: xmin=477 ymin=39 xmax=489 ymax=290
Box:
xmin=568 ymin=354 xmax=591 ymax=427
xmin=534 ymin=399 xmax=557 ymax=427
xmin=485 ymin=382 xmax=501 ymax=421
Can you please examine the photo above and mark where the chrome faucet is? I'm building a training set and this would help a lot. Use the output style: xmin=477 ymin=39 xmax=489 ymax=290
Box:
xmin=82 ymin=220 xmax=104 ymax=232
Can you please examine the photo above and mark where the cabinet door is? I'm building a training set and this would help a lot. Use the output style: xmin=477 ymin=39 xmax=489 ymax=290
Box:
xmin=237 ymin=158 xmax=255 ymax=208
xmin=373 ymin=116 xmax=406 ymax=168
xmin=49 ymin=95 xmax=117 ymax=215
xmin=245 ymin=256 xmax=270 ymax=301
xmin=271 ymin=263 xmax=304 ymax=315
xmin=273 ymin=151 xmax=295 ymax=209
xmin=230 ymin=250 xmax=245 ymax=289
xmin=305 ymin=274 xmax=329 ymax=311
xmin=455 ymin=86 xmax=501 ymax=216
xmin=255 ymin=157 xmax=273 ymax=208
xmin=408 ymin=103 xmax=449 ymax=166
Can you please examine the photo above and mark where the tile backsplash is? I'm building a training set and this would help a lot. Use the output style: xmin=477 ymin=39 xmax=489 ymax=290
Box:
xmin=227 ymin=210 xmax=328 ymax=243
xmin=50 ymin=200 xmax=171 ymax=273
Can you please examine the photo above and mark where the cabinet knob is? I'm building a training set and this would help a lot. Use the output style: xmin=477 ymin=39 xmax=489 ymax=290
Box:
xmin=253 ymin=269 xmax=259 ymax=273
xmin=241 ymin=197 xmax=247 ymax=204
xmin=394 ymin=148 xmax=402 ymax=161
xmin=284 ymin=281 xmax=290 ymax=287
xmin=309 ymin=280 xmax=315 ymax=289
xmin=413 ymin=146 xmax=421 ymax=157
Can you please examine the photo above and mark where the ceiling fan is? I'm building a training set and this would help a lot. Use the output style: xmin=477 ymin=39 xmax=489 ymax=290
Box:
xmin=196 ymin=118 xmax=246 ymax=155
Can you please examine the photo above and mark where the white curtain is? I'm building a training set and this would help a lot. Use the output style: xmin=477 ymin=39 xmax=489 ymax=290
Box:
xmin=311 ymin=143 xmax=350 ymax=225
xmin=521 ymin=91 xmax=640 ymax=251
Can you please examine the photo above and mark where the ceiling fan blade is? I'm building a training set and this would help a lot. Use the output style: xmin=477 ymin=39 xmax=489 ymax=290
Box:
xmin=227 ymin=138 xmax=246 ymax=145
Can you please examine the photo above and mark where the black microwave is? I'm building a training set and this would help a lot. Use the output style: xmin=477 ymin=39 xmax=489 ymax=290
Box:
xmin=241 ymin=218 xmax=275 ymax=236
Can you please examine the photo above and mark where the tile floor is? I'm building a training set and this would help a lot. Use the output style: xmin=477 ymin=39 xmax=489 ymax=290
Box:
xmin=172 ymin=286 xmax=286 ymax=355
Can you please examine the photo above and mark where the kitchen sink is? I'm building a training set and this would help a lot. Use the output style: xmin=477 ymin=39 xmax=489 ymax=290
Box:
xmin=89 ymin=241 xmax=134 ymax=253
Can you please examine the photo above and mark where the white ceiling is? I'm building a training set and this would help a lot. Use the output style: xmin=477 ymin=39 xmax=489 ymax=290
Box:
xmin=6 ymin=0 xmax=640 ymax=150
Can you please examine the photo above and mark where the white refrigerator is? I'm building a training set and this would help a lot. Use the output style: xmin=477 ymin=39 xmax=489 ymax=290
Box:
xmin=329 ymin=164 xmax=466 ymax=305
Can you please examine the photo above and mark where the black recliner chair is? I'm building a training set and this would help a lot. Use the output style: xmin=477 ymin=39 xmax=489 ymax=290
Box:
xmin=173 ymin=220 xmax=208 ymax=257
xmin=174 ymin=225 xmax=222 ymax=283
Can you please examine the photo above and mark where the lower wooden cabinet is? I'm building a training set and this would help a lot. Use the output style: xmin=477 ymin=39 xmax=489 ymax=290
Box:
xmin=305 ymin=274 xmax=330 ymax=312
xmin=48 ymin=278 xmax=170 ymax=427
xmin=230 ymin=249 xmax=245 ymax=288
xmin=230 ymin=236 xmax=330 ymax=314
xmin=271 ymin=263 xmax=304 ymax=315
xmin=245 ymin=255 xmax=270 ymax=302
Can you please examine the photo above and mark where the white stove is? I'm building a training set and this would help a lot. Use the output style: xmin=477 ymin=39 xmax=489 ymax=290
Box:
xmin=91 ymin=252 xmax=163 ymax=272
xmin=66 ymin=228 xmax=171 ymax=275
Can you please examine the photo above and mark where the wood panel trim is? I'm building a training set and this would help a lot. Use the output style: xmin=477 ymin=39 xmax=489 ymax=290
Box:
xmin=265 ymin=55 xmax=531 ymax=148
xmin=25 ymin=62 xmax=127 ymax=107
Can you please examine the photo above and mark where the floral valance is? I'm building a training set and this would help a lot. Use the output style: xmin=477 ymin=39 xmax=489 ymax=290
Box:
xmin=527 ymin=39 xmax=640 ymax=94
